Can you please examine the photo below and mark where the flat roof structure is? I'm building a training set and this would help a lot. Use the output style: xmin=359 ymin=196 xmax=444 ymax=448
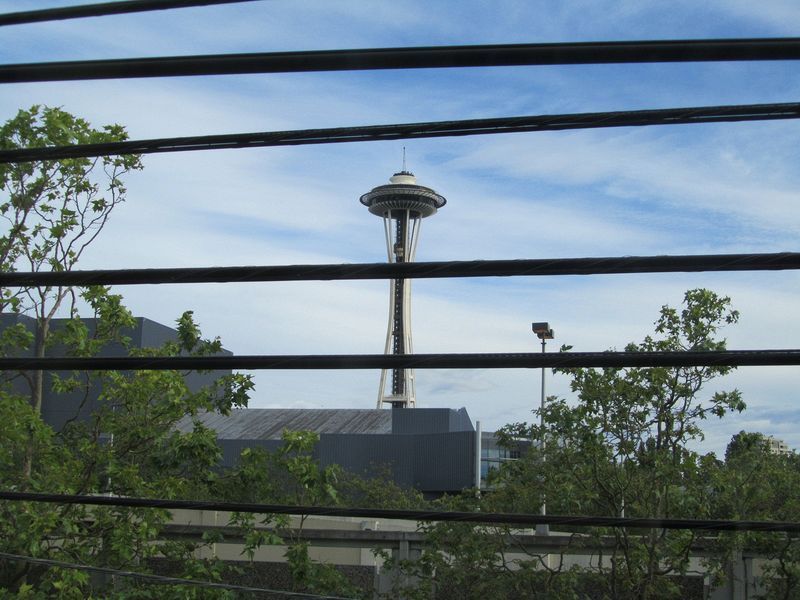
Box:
xmin=178 ymin=408 xmax=393 ymax=439
xmin=183 ymin=407 xmax=478 ymax=496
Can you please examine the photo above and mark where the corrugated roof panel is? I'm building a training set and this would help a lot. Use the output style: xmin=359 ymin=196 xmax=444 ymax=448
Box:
xmin=178 ymin=409 xmax=392 ymax=439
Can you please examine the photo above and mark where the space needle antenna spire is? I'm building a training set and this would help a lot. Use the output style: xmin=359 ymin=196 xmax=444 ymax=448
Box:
xmin=360 ymin=166 xmax=446 ymax=409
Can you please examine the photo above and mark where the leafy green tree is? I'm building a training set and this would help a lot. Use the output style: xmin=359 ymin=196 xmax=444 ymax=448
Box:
xmin=0 ymin=103 xmax=143 ymax=377
xmin=707 ymin=432 xmax=800 ymax=599
xmin=0 ymin=105 xmax=399 ymax=599
xmin=219 ymin=431 xmax=367 ymax=598
xmin=0 ymin=105 xmax=143 ymax=481
xmin=387 ymin=289 xmax=745 ymax=600
xmin=0 ymin=107 xmax=255 ymax=598
xmin=499 ymin=289 xmax=743 ymax=599
xmin=0 ymin=292 xmax=253 ymax=598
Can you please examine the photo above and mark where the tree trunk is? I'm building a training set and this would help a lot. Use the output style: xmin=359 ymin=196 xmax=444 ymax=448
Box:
xmin=22 ymin=319 xmax=48 ymax=480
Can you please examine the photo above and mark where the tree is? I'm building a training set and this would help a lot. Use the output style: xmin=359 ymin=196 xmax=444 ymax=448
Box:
xmin=0 ymin=105 xmax=411 ymax=599
xmin=0 ymin=107 xmax=256 ymax=598
xmin=219 ymin=431 xmax=387 ymax=599
xmin=1 ymin=106 xmax=143 ymax=481
xmin=707 ymin=432 xmax=800 ymax=599
xmin=0 ymin=294 xmax=254 ymax=597
xmin=505 ymin=288 xmax=743 ymax=599
xmin=385 ymin=289 xmax=745 ymax=599
xmin=0 ymin=105 xmax=143 ymax=401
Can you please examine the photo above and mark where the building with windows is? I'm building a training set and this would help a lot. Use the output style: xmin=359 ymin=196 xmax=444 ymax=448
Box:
xmin=480 ymin=430 xmax=522 ymax=485
xmin=766 ymin=435 xmax=791 ymax=456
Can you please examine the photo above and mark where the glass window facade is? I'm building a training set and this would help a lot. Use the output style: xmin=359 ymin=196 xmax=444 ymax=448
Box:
xmin=480 ymin=446 xmax=521 ymax=483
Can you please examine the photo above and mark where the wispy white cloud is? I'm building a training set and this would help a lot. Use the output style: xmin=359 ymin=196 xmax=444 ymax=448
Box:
xmin=446 ymin=124 xmax=800 ymax=245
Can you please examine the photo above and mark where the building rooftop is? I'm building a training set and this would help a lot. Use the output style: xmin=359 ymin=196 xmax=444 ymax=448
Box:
xmin=179 ymin=408 xmax=393 ymax=439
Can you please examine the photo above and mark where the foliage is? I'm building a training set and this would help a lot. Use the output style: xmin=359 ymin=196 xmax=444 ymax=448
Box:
xmin=0 ymin=296 xmax=252 ymax=598
xmin=0 ymin=106 xmax=144 ymax=486
xmin=217 ymin=430 xmax=368 ymax=598
xmin=706 ymin=432 xmax=800 ymax=599
xmin=384 ymin=289 xmax=751 ymax=600
xmin=0 ymin=104 xmax=141 ymax=328
xmin=337 ymin=464 xmax=426 ymax=510
xmin=0 ymin=107 xmax=254 ymax=598
xmin=0 ymin=107 xmax=383 ymax=597
xmin=496 ymin=289 xmax=743 ymax=599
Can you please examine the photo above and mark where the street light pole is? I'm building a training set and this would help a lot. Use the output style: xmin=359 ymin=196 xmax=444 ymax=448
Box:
xmin=540 ymin=334 xmax=546 ymax=447
xmin=531 ymin=322 xmax=554 ymax=537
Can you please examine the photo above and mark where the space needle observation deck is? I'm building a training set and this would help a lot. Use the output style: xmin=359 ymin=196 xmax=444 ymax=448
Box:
xmin=360 ymin=171 xmax=446 ymax=409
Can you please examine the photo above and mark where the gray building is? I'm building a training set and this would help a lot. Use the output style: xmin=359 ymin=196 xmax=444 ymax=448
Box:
xmin=180 ymin=407 xmax=481 ymax=496
xmin=3 ymin=314 xmax=504 ymax=496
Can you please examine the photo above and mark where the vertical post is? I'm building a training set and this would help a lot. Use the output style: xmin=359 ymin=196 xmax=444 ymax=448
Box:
xmin=540 ymin=337 xmax=547 ymax=505
xmin=536 ymin=335 xmax=549 ymax=536
xmin=475 ymin=420 xmax=482 ymax=491
xmin=531 ymin=322 xmax=554 ymax=537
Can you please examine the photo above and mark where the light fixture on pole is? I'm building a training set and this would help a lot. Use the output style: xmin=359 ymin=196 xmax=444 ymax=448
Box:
xmin=531 ymin=322 xmax=554 ymax=536
xmin=531 ymin=322 xmax=554 ymax=422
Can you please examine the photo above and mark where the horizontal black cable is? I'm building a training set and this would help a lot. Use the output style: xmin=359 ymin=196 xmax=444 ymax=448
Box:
xmin=0 ymin=0 xmax=262 ymax=27
xmin=2 ymin=37 xmax=800 ymax=83
xmin=1 ymin=350 xmax=798 ymax=372
xmin=1 ymin=253 xmax=797 ymax=286
xmin=2 ymin=102 xmax=799 ymax=163
xmin=0 ymin=552 xmax=352 ymax=599
xmin=1 ymin=491 xmax=798 ymax=532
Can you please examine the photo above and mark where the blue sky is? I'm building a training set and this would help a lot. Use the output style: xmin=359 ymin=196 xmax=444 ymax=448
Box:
xmin=1 ymin=0 xmax=799 ymax=454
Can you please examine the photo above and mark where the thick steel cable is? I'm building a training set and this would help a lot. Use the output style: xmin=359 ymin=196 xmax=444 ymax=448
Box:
xmin=0 ymin=0 xmax=262 ymax=27
xmin=0 ymin=552 xmax=352 ymax=599
xmin=1 ymin=491 xmax=798 ymax=532
xmin=2 ymin=37 xmax=800 ymax=83
xmin=2 ymin=102 xmax=799 ymax=163
xmin=1 ymin=253 xmax=797 ymax=287
xmin=1 ymin=350 xmax=799 ymax=372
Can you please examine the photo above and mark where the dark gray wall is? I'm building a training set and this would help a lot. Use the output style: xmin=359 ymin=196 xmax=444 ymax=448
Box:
xmin=217 ymin=428 xmax=478 ymax=495
xmin=1 ymin=315 xmax=231 ymax=431
xmin=391 ymin=407 xmax=474 ymax=434
xmin=411 ymin=431 xmax=474 ymax=492
xmin=318 ymin=429 xmax=476 ymax=493
xmin=318 ymin=433 xmax=416 ymax=487
xmin=217 ymin=438 xmax=283 ymax=466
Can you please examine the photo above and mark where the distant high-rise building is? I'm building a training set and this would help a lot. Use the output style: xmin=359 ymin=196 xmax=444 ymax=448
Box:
xmin=360 ymin=171 xmax=446 ymax=409
xmin=767 ymin=435 xmax=791 ymax=455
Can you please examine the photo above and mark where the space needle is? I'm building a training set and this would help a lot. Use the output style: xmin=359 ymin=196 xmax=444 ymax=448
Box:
xmin=360 ymin=168 xmax=446 ymax=409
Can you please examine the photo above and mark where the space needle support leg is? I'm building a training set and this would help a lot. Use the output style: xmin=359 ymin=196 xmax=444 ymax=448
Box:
xmin=377 ymin=213 xmax=395 ymax=408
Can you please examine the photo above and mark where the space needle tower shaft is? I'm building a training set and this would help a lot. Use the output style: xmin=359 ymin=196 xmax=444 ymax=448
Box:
xmin=360 ymin=170 xmax=446 ymax=409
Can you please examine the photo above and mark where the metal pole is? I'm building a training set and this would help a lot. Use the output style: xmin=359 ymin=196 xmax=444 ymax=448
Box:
xmin=541 ymin=338 xmax=546 ymax=430
xmin=540 ymin=336 xmax=546 ymax=509
xmin=537 ymin=337 xmax=549 ymax=536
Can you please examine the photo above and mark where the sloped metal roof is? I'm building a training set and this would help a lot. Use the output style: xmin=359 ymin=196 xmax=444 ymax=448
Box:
xmin=179 ymin=408 xmax=392 ymax=440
